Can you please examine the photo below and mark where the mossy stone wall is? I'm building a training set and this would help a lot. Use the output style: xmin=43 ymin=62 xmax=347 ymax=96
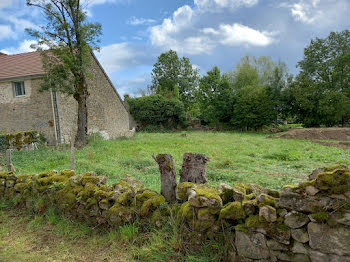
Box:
xmin=1 ymin=165 xmax=349 ymax=261
xmin=0 ymin=130 xmax=38 ymax=152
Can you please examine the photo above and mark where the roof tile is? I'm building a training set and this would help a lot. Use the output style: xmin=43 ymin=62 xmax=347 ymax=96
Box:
xmin=0 ymin=51 xmax=45 ymax=80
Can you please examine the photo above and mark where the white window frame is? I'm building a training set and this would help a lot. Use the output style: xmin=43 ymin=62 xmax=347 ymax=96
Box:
xmin=13 ymin=81 xmax=26 ymax=97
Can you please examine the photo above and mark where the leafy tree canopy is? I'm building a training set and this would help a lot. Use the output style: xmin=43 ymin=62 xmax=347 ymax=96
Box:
xmin=149 ymin=50 xmax=199 ymax=111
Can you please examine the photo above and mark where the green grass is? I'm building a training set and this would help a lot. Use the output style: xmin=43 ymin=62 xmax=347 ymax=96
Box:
xmin=7 ymin=131 xmax=350 ymax=190
xmin=0 ymin=203 xmax=225 ymax=262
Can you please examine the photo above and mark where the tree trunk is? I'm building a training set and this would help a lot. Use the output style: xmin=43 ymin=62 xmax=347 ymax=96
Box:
xmin=153 ymin=154 xmax=177 ymax=203
xmin=74 ymin=81 xmax=89 ymax=149
xmin=180 ymin=153 xmax=210 ymax=184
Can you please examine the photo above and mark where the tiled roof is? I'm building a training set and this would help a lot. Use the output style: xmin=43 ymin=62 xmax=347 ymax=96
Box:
xmin=0 ymin=51 xmax=45 ymax=81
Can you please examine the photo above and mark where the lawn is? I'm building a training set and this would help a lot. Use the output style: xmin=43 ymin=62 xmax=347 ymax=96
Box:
xmin=7 ymin=131 xmax=350 ymax=191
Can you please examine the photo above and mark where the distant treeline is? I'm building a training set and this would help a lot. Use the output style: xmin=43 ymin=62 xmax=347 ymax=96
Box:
xmin=127 ymin=30 xmax=350 ymax=131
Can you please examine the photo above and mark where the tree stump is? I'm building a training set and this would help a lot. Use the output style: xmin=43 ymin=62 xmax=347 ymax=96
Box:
xmin=153 ymin=154 xmax=177 ymax=203
xmin=180 ymin=153 xmax=210 ymax=184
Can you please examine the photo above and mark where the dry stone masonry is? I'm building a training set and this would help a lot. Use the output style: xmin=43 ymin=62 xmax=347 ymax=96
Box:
xmin=1 ymin=164 xmax=349 ymax=262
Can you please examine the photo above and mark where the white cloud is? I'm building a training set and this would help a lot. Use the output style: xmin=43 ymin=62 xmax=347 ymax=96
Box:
xmin=150 ymin=2 xmax=276 ymax=55
xmin=0 ymin=24 xmax=14 ymax=40
xmin=7 ymin=16 xmax=41 ymax=32
xmin=150 ymin=5 xmax=215 ymax=54
xmin=127 ymin=16 xmax=156 ymax=26
xmin=204 ymin=23 xmax=276 ymax=46
xmin=95 ymin=42 xmax=153 ymax=73
xmin=281 ymin=0 xmax=350 ymax=26
xmin=194 ymin=0 xmax=258 ymax=12
xmin=0 ymin=39 xmax=37 ymax=54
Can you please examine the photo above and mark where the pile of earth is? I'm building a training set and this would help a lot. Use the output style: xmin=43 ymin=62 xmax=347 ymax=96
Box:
xmin=268 ymin=128 xmax=350 ymax=149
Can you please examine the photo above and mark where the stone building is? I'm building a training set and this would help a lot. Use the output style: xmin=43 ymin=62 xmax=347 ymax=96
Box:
xmin=0 ymin=51 xmax=133 ymax=145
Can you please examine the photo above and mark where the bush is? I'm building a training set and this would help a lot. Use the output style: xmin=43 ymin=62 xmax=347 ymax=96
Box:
xmin=127 ymin=95 xmax=189 ymax=130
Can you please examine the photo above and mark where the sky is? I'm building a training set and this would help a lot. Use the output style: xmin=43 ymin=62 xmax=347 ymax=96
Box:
xmin=0 ymin=0 xmax=349 ymax=97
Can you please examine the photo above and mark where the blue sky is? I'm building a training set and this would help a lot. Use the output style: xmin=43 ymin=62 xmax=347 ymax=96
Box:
xmin=1 ymin=0 xmax=349 ymax=97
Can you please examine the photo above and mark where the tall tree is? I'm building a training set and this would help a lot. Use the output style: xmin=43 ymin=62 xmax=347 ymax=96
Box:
xmin=293 ymin=30 xmax=350 ymax=126
xmin=26 ymin=0 xmax=102 ymax=148
xmin=150 ymin=50 xmax=199 ymax=111
xmin=197 ymin=66 xmax=234 ymax=126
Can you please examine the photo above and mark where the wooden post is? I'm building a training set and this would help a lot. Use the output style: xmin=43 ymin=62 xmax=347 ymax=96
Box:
xmin=153 ymin=154 xmax=177 ymax=203
xmin=6 ymin=149 xmax=15 ymax=172
xmin=0 ymin=152 xmax=4 ymax=171
xmin=179 ymin=153 xmax=210 ymax=184
xmin=70 ymin=141 xmax=75 ymax=170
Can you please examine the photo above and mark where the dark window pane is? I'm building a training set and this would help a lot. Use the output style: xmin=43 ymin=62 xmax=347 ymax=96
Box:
xmin=14 ymin=82 xmax=25 ymax=96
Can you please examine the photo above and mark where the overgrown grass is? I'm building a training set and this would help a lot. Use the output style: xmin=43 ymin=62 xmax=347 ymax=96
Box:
xmin=6 ymin=131 xmax=350 ymax=190
xmin=0 ymin=201 xmax=225 ymax=262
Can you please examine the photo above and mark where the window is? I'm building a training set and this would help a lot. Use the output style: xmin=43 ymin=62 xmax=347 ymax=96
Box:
xmin=14 ymin=81 xmax=26 ymax=97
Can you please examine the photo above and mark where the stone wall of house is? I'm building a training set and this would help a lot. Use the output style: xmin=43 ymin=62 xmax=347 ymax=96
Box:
xmin=1 ymin=165 xmax=349 ymax=261
xmin=0 ymin=79 xmax=58 ymax=145
xmin=56 ymin=54 xmax=133 ymax=143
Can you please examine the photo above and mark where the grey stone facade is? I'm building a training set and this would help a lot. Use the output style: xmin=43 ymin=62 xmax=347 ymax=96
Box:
xmin=0 ymin=53 xmax=133 ymax=145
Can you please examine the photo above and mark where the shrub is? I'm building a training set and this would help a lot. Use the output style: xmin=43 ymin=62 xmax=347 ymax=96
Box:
xmin=127 ymin=95 xmax=189 ymax=130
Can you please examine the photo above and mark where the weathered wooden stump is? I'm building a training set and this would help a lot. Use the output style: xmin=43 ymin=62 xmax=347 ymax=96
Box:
xmin=180 ymin=153 xmax=210 ymax=184
xmin=153 ymin=154 xmax=177 ymax=203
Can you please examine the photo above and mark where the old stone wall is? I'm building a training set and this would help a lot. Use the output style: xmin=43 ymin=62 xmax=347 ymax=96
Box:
xmin=1 ymin=165 xmax=349 ymax=262
xmin=0 ymin=79 xmax=58 ymax=145
xmin=56 ymin=54 xmax=133 ymax=143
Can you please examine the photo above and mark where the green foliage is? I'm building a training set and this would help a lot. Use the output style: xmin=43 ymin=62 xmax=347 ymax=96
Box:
xmin=150 ymin=50 xmax=199 ymax=111
xmin=287 ymin=30 xmax=350 ymax=127
xmin=232 ymin=85 xmax=277 ymax=130
xmin=197 ymin=66 xmax=235 ymax=126
xmin=127 ymin=95 xmax=189 ymax=130
xmin=119 ymin=224 xmax=139 ymax=242
xmin=197 ymin=56 xmax=290 ymax=129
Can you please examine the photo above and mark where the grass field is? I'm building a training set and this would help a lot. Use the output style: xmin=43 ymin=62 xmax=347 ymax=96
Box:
xmin=2 ymin=131 xmax=350 ymax=262
xmin=7 ymin=131 xmax=350 ymax=191
xmin=0 ymin=204 xmax=221 ymax=262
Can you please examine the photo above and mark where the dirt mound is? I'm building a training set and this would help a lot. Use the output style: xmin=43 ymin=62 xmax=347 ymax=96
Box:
xmin=268 ymin=128 xmax=350 ymax=142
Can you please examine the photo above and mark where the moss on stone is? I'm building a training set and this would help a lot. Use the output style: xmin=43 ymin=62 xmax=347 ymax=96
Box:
xmin=315 ymin=169 xmax=350 ymax=194
xmin=151 ymin=205 xmax=171 ymax=227
xmin=179 ymin=202 xmax=193 ymax=222
xmin=258 ymin=193 xmax=277 ymax=208
xmin=77 ymin=183 xmax=98 ymax=201
xmin=245 ymin=215 xmax=261 ymax=228
xmin=108 ymin=203 xmax=134 ymax=225
xmin=176 ymin=182 xmax=195 ymax=201
xmin=136 ymin=190 xmax=158 ymax=203
xmin=219 ymin=201 xmax=246 ymax=220
xmin=194 ymin=220 xmax=214 ymax=231
xmin=116 ymin=191 xmax=134 ymax=206
xmin=194 ymin=185 xmax=221 ymax=201
xmin=114 ymin=180 xmax=132 ymax=191
xmin=140 ymin=195 xmax=166 ymax=217
xmin=60 ymin=170 xmax=76 ymax=177
xmin=235 ymin=224 xmax=249 ymax=233
xmin=81 ymin=176 xmax=106 ymax=186
xmin=310 ymin=212 xmax=328 ymax=223
xmin=86 ymin=197 xmax=98 ymax=209
xmin=14 ymin=182 xmax=28 ymax=192
xmin=244 ymin=193 xmax=256 ymax=201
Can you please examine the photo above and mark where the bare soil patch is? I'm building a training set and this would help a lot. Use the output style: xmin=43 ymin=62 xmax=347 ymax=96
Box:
xmin=268 ymin=128 xmax=350 ymax=149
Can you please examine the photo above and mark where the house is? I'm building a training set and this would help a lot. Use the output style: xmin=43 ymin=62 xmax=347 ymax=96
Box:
xmin=0 ymin=51 xmax=133 ymax=145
